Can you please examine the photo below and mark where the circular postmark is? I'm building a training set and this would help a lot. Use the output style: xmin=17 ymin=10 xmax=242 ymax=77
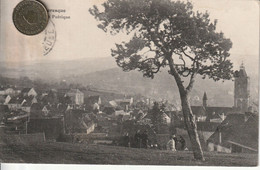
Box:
xmin=43 ymin=20 xmax=56 ymax=56
xmin=13 ymin=0 xmax=49 ymax=36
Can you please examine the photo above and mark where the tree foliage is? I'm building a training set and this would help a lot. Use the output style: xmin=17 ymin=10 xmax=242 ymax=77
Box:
xmin=90 ymin=0 xmax=234 ymax=160
xmin=89 ymin=0 xmax=233 ymax=94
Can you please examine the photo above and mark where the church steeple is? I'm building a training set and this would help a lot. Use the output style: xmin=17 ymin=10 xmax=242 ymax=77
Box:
xmin=239 ymin=62 xmax=247 ymax=77
xmin=203 ymin=92 xmax=208 ymax=108
xmin=234 ymin=63 xmax=250 ymax=113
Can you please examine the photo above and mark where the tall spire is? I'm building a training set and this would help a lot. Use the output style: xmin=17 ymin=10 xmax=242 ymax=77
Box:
xmin=203 ymin=92 xmax=207 ymax=108
xmin=203 ymin=92 xmax=208 ymax=100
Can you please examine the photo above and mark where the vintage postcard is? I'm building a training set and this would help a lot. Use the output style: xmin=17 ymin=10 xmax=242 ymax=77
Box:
xmin=0 ymin=0 xmax=259 ymax=168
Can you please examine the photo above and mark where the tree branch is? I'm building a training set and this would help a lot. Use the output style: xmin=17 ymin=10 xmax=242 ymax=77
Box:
xmin=186 ymin=71 xmax=196 ymax=93
xmin=181 ymin=47 xmax=195 ymax=61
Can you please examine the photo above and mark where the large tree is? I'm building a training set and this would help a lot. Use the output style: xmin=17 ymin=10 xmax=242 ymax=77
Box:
xmin=90 ymin=0 xmax=233 ymax=160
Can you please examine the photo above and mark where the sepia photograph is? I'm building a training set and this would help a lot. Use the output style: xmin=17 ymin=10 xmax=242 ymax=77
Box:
xmin=0 ymin=0 xmax=259 ymax=167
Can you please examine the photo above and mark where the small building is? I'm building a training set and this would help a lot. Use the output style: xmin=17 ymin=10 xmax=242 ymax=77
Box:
xmin=114 ymin=97 xmax=134 ymax=111
xmin=42 ymin=105 xmax=52 ymax=116
xmin=103 ymin=106 xmax=116 ymax=115
xmin=8 ymin=97 xmax=26 ymax=110
xmin=21 ymin=88 xmax=37 ymax=97
xmin=207 ymin=113 xmax=258 ymax=153
xmin=64 ymin=109 xmax=95 ymax=134
xmin=206 ymin=112 xmax=226 ymax=123
xmin=0 ymin=95 xmax=11 ymax=104
xmin=85 ymin=95 xmax=102 ymax=112
xmin=191 ymin=106 xmax=207 ymax=122
xmin=65 ymin=89 xmax=84 ymax=105
xmin=20 ymin=96 xmax=38 ymax=113
xmin=0 ymin=87 xmax=15 ymax=96
xmin=114 ymin=110 xmax=130 ymax=117
xmin=162 ymin=112 xmax=171 ymax=125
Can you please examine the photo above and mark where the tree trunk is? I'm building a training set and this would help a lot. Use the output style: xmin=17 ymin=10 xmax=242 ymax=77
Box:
xmin=180 ymin=91 xmax=205 ymax=161
xmin=167 ymin=55 xmax=204 ymax=160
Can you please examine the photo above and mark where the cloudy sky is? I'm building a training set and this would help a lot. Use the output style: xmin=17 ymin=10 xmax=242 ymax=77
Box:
xmin=0 ymin=0 xmax=259 ymax=71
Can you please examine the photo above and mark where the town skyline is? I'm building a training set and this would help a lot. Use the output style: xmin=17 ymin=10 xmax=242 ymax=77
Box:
xmin=0 ymin=0 xmax=258 ymax=167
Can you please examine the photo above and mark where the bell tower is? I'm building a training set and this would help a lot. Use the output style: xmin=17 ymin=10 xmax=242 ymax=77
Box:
xmin=234 ymin=63 xmax=250 ymax=113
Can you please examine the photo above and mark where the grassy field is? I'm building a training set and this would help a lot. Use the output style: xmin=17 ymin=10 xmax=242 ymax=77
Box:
xmin=0 ymin=142 xmax=258 ymax=166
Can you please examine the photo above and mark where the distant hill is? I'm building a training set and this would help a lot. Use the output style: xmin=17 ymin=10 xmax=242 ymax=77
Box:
xmin=0 ymin=57 xmax=117 ymax=81
xmin=63 ymin=67 xmax=244 ymax=107
xmin=0 ymin=57 xmax=258 ymax=107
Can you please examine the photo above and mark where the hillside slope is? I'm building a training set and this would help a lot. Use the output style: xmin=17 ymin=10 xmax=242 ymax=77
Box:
xmin=1 ymin=142 xmax=257 ymax=166
xmin=65 ymin=68 xmax=237 ymax=107
xmin=0 ymin=57 xmax=258 ymax=107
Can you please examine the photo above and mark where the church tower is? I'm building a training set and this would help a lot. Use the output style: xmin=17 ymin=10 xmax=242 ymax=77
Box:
xmin=234 ymin=63 xmax=250 ymax=113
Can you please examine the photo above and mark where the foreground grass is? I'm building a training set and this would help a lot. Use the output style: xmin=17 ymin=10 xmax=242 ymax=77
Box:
xmin=0 ymin=142 xmax=258 ymax=166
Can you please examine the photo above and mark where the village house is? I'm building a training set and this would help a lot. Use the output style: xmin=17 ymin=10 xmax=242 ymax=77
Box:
xmin=0 ymin=95 xmax=11 ymax=104
xmin=190 ymin=106 xmax=207 ymax=122
xmin=114 ymin=97 xmax=134 ymax=111
xmin=102 ymin=105 xmax=116 ymax=115
xmin=20 ymin=96 xmax=38 ymax=113
xmin=132 ymin=109 xmax=146 ymax=120
xmin=64 ymin=109 xmax=95 ymax=134
xmin=206 ymin=112 xmax=226 ymax=123
xmin=162 ymin=112 xmax=171 ymax=125
xmin=7 ymin=97 xmax=26 ymax=111
xmin=207 ymin=113 xmax=258 ymax=153
xmin=0 ymin=87 xmax=16 ymax=96
xmin=65 ymin=89 xmax=84 ymax=105
xmin=42 ymin=105 xmax=52 ymax=116
xmin=114 ymin=110 xmax=130 ymax=117
xmin=135 ymin=100 xmax=148 ymax=110
xmin=21 ymin=102 xmax=31 ymax=113
xmin=56 ymin=103 xmax=71 ymax=114
xmin=21 ymin=88 xmax=37 ymax=97
xmin=85 ymin=95 xmax=102 ymax=112
xmin=40 ymin=89 xmax=59 ymax=105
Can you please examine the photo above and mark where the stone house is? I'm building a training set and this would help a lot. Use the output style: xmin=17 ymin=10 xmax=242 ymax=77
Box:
xmin=207 ymin=113 xmax=258 ymax=153
xmin=65 ymin=89 xmax=84 ymax=105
